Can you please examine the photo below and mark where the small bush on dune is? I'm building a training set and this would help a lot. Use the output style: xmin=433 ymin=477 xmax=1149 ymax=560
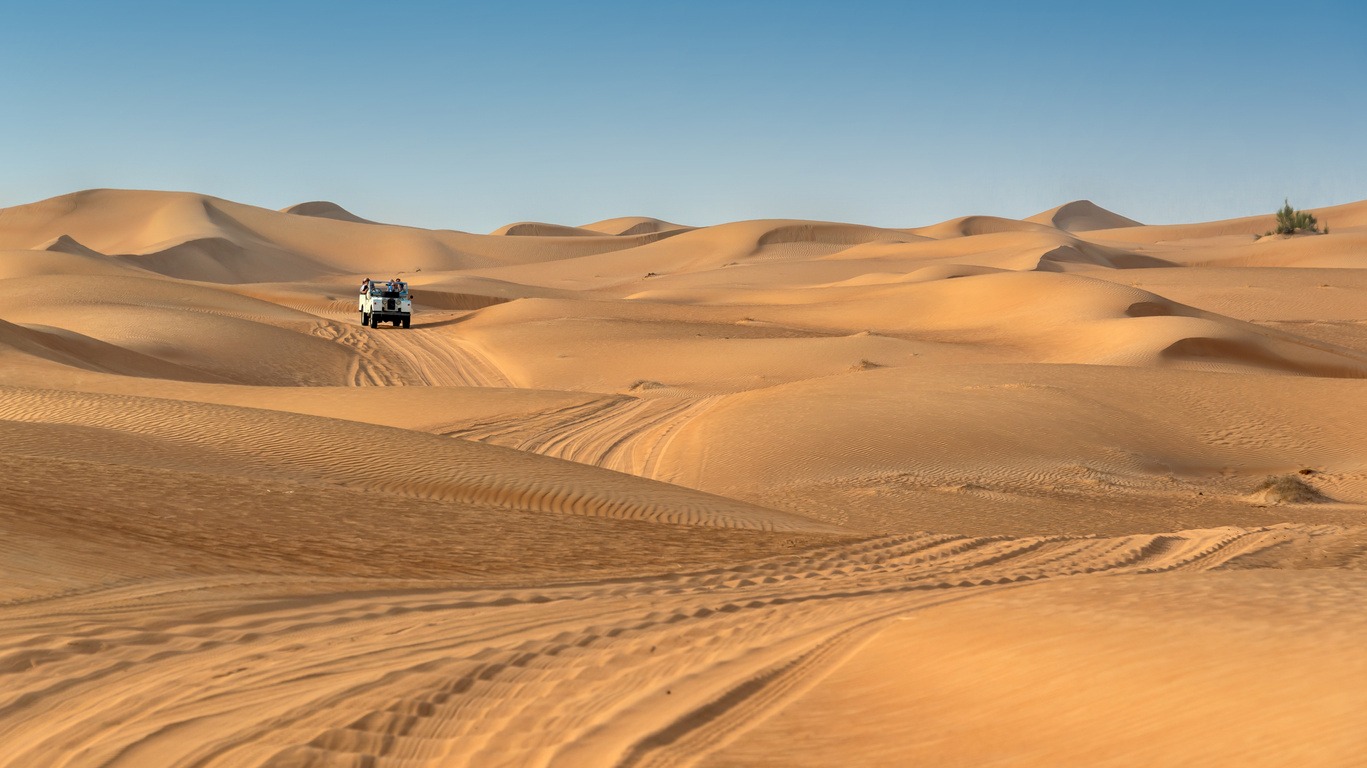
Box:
xmin=1273 ymin=199 xmax=1321 ymax=235
xmin=1251 ymin=473 xmax=1328 ymax=504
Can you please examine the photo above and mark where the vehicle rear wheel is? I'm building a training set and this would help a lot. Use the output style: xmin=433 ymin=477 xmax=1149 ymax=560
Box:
xmin=360 ymin=311 xmax=368 ymax=326
xmin=369 ymin=313 xmax=379 ymax=328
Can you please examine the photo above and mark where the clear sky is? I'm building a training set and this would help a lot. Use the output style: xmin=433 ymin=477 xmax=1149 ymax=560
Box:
xmin=2 ymin=1 xmax=1363 ymax=232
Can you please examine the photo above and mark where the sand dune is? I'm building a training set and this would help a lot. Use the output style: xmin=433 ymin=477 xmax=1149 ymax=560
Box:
xmin=914 ymin=214 xmax=1061 ymax=239
xmin=41 ymin=233 xmax=109 ymax=257
xmin=1081 ymin=198 xmax=1367 ymax=243
xmin=580 ymin=215 xmax=692 ymax=236
xmin=2 ymin=188 xmax=1365 ymax=766
xmin=654 ymin=364 xmax=1367 ymax=534
xmin=0 ymin=246 xmax=149 ymax=280
xmin=0 ymin=522 xmax=1360 ymax=767
xmin=712 ymin=569 xmax=1367 ymax=767
xmin=0 ymin=189 xmax=660 ymax=279
xmin=281 ymin=200 xmax=378 ymax=224
xmin=491 ymin=221 xmax=605 ymax=237
xmin=1026 ymin=199 xmax=1143 ymax=231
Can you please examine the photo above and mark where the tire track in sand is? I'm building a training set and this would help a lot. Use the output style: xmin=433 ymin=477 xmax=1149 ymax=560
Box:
xmin=311 ymin=320 xmax=511 ymax=388
xmin=442 ymin=396 xmax=719 ymax=478
xmin=309 ymin=321 xmax=410 ymax=387
xmin=0 ymin=525 xmax=1306 ymax=768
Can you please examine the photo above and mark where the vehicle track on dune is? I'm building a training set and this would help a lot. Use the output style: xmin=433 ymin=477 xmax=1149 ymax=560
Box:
xmin=0 ymin=387 xmax=821 ymax=532
xmin=373 ymin=325 xmax=512 ymax=388
xmin=0 ymin=524 xmax=1306 ymax=768
xmin=310 ymin=321 xmax=511 ymax=388
xmin=442 ymin=396 xmax=720 ymax=478
xmin=309 ymin=321 xmax=411 ymax=386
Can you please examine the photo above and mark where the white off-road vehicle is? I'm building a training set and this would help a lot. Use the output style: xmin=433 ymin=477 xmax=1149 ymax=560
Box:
xmin=359 ymin=279 xmax=413 ymax=328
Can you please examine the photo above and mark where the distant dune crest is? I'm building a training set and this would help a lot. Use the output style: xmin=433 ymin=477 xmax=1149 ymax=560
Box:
xmin=914 ymin=215 xmax=1060 ymax=239
xmin=281 ymin=200 xmax=376 ymax=224
xmin=580 ymin=216 xmax=691 ymax=236
xmin=491 ymin=217 xmax=695 ymax=239
xmin=491 ymin=221 xmax=604 ymax=237
xmin=1027 ymin=200 xmax=1143 ymax=231
xmin=40 ymin=234 xmax=105 ymax=257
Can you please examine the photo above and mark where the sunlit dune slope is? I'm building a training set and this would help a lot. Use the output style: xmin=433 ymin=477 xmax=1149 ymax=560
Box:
xmin=913 ymin=214 xmax=1061 ymax=239
xmin=281 ymin=200 xmax=377 ymax=224
xmin=0 ymin=273 xmax=354 ymax=385
xmin=0 ymin=385 xmax=832 ymax=533
xmin=0 ymin=245 xmax=153 ymax=279
xmin=2 ymin=188 xmax=1367 ymax=768
xmin=465 ymin=219 xmax=929 ymax=291
xmin=0 ymin=317 xmax=229 ymax=382
xmin=449 ymin=270 xmax=1367 ymax=397
xmin=0 ymin=189 xmax=665 ymax=280
xmin=711 ymin=570 xmax=1367 ymax=768
xmin=655 ymin=364 xmax=1367 ymax=534
xmin=1025 ymin=199 xmax=1142 ymax=231
xmin=1081 ymin=198 xmax=1367 ymax=242
xmin=491 ymin=221 xmax=605 ymax=237
xmin=580 ymin=215 xmax=692 ymax=236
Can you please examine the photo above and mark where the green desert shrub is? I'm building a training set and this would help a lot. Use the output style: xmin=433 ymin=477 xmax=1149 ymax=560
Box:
xmin=1273 ymin=199 xmax=1320 ymax=235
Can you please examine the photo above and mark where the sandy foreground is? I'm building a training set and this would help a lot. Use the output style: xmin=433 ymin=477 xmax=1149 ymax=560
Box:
xmin=0 ymin=190 xmax=1364 ymax=766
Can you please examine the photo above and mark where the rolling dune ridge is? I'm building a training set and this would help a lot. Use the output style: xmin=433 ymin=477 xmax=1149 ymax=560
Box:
xmin=1 ymin=190 xmax=1364 ymax=766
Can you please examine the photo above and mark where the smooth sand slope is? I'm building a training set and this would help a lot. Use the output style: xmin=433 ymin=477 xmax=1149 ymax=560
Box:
xmin=0 ymin=189 xmax=1364 ymax=766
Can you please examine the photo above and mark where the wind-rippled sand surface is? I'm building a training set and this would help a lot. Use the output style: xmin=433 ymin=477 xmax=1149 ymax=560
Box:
xmin=1 ymin=191 xmax=1364 ymax=766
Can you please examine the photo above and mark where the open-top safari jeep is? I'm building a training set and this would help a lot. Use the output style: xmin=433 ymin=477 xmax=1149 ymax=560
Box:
xmin=359 ymin=278 xmax=412 ymax=328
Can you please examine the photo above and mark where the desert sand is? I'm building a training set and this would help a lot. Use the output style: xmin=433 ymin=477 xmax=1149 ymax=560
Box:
xmin=0 ymin=189 xmax=1364 ymax=766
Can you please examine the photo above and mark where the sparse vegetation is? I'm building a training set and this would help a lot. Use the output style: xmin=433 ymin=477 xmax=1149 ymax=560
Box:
xmin=1272 ymin=199 xmax=1321 ymax=235
xmin=1251 ymin=473 xmax=1328 ymax=505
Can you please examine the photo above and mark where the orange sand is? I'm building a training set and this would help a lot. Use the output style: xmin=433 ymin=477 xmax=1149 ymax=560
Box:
xmin=0 ymin=189 xmax=1363 ymax=766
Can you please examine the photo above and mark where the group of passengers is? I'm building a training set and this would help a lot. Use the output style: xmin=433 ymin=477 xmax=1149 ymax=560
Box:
xmin=359 ymin=277 xmax=406 ymax=294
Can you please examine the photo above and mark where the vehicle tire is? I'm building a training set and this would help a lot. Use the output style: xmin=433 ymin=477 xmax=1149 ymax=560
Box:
xmin=369 ymin=313 xmax=379 ymax=328
xmin=402 ymin=317 xmax=411 ymax=329
xmin=360 ymin=311 xmax=368 ymax=326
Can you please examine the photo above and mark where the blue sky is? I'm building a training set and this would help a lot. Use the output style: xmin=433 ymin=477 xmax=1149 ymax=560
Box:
xmin=2 ymin=1 xmax=1363 ymax=231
